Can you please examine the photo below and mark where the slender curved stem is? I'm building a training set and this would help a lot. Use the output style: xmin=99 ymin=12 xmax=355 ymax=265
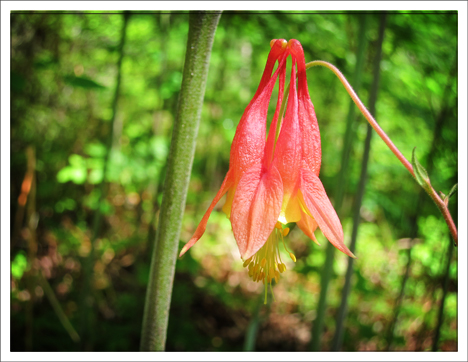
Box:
xmin=305 ymin=60 xmax=458 ymax=246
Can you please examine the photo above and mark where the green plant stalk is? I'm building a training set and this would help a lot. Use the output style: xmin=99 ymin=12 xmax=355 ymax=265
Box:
xmin=386 ymin=236 xmax=414 ymax=350
xmin=243 ymin=295 xmax=264 ymax=351
xmin=305 ymin=60 xmax=458 ymax=245
xmin=39 ymin=271 xmax=80 ymax=343
xmin=140 ymin=11 xmax=221 ymax=352
xmin=310 ymin=14 xmax=368 ymax=351
xmin=332 ymin=13 xmax=387 ymax=351
xmin=432 ymin=191 xmax=457 ymax=351
xmin=432 ymin=238 xmax=455 ymax=351
xmin=80 ymin=12 xmax=129 ymax=350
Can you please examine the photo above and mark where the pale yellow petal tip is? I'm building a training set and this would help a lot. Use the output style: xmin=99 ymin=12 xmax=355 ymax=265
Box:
xmin=349 ymin=251 xmax=357 ymax=259
xmin=270 ymin=39 xmax=287 ymax=49
xmin=179 ymin=245 xmax=189 ymax=257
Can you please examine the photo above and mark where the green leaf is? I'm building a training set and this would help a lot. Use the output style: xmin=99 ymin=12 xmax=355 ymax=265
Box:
xmin=411 ymin=148 xmax=431 ymax=190
xmin=56 ymin=154 xmax=88 ymax=184
xmin=11 ymin=252 xmax=28 ymax=279
xmin=443 ymin=183 xmax=458 ymax=205
xmin=69 ymin=154 xmax=86 ymax=167
xmin=57 ymin=166 xmax=87 ymax=184
xmin=447 ymin=183 xmax=458 ymax=199
xmin=34 ymin=58 xmax=58 ymax=69
xmin=63 ymin=75 xmax=106 ymax=89
xmin=88 ymin=168 xmax=104 ymax=184
xmin=84 ymin=142 xmax=107 ymax=158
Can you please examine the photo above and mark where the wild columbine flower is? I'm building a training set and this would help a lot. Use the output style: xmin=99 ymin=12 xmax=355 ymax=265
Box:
xmin=180 ymin=39 xmax=355 ymax=301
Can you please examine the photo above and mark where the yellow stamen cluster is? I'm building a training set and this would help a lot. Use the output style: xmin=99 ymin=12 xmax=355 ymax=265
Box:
xmin=242 ymin=222 xmax=297 ymax=303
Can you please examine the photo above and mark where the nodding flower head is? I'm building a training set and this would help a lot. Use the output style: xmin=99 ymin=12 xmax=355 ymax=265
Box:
xmin=180 ymin=39 xmax=355 ymax=302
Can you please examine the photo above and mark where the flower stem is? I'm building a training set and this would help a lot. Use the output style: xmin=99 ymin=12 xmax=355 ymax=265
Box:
xmin=139 ymin=11 xmax=221 ymax=351
xmin=305 ymin=60 xmax=458 ymax=246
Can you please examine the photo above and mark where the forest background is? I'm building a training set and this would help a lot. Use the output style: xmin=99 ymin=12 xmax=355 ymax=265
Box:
xmin=6 ymin=9 xmax=461 ymax=354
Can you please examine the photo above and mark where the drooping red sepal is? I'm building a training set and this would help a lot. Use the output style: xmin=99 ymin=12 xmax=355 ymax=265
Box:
xmin=289 ymin=39 xmax=321 ymax=176
xmin=296 ymin=208 xmax=320 ymax=245
xmin=230 ymin=164 xmax=283 ymax=260
xmin=299 ymin=168 xmax=355 ymax=258
xmin=264 ymin=51 xmax=287 ymax=169
xmin=179 ymin=172 xmax=233 ymax=257
xmin=297 ymin=89 xmax=321 ymax=176
xmin=273 ymin=57 xmax=302 ymax=197
xmin=229 ymin=39 xmax=289 ymax=180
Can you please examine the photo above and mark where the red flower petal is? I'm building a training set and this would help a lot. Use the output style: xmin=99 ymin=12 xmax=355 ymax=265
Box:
xmin=289 ymin=39 xmax=321 ymax=176
xmin=299 ymin=168 xmax=355 ymax=258
xmin=231 ymin=164 xmax=283 ymax=259
xmin=297 ymin=208 xmax=320 ymax=245
xmin=297 ymin=90 xmax=321 ymax=176
xmin=273 ymin=57 xmax=302 ymax=195
xmin=179 ymin=173 xmax=233 ymax=257
xmin=229 ymin=40 xmax=289 ymax=180
xmin=264 ymin=52 xmax=287 ymax=168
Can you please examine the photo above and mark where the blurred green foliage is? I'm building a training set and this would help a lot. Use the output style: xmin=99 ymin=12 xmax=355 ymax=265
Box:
xmin=10 ymin=11 xmax=457 ymax=352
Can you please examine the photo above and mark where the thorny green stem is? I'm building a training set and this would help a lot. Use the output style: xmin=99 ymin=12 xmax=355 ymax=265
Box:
xmin=304 ymin=60 xmax=458 ymax=246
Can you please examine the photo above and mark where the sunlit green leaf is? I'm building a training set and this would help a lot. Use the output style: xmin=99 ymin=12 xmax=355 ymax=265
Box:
xmin=89 ymin=168 xmax=104 ymax=184
xmin=85 ymin=143 xmax=107 ymax=158
xmin=11 ymin=252 xmax=28 ymax=279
